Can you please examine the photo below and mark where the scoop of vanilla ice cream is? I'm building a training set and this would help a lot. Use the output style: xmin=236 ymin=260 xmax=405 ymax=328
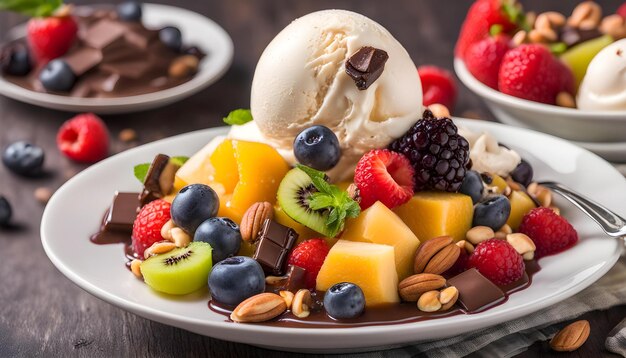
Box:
xmin=231 ymin=10 xmax=423 ymax=181
xmin=577 ymin=39 xmax=626 ymax=111
xmin=458 ymin=126 xmax=521 ymax=177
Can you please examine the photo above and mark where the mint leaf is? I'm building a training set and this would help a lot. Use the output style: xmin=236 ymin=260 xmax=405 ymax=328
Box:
xmin=170 ymin=156 xmax=189 ymax=167
xmin=295 ymin=165 xmax=361 ymax=237
xmin=0 ymin=0 xmax=63 ymax=17
xmin=133 ymin=163 xmax=150 ymax=183
xmin=223 ymin=109 xmax=253 ymax=126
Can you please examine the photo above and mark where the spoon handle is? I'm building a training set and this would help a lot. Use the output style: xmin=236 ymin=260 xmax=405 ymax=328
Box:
xmin=539 ymin=181 xmax=626 ymax=238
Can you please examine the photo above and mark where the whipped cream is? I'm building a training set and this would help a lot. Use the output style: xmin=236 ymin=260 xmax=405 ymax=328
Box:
xmin=577 ymin=39 xmax=626 ymax=111
xmin=458 ymin=127 xmax=521 ymax=177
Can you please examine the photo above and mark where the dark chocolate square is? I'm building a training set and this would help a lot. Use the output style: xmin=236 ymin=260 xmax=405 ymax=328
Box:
xmin=447 ymin=268 xmax=505 ymax=312
xmin=104 ymin=192 xmax=140 ymax=232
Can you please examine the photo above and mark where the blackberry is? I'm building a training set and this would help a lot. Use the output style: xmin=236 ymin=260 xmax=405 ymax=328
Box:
xmin=389 ymin=110 xmax=470 ymax=192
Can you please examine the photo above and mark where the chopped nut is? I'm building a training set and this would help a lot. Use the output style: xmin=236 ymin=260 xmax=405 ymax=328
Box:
xmin=556 ymin=91 xmax=576 ymax=108
xmin=34 ymin=187 xmax=53 ymax=204
xmin=417 ymin=290 xmax=442 ymax=312
xmin=466 ymin=226 xmax=495 ymax=245
xmin=495 ymin=231 xmax=507 ymax=240
xmin=498 ymin=224 xmax=513 ymax=235
xmin=347 ymin=183 xmax=361 ymax=203
xmin=506 ymin=233 xmax=536 ymax=260
xmin=144 ymin=241 xmax=176 ymax=259
xmin=414 ymin=236 xmax=458 ymax=274
xmin=130 ymin=259 xmax=142 ymax=278
xmin=568 ymin=2 xmax=602 ymax=30
xmin=169 ymin=55 xmax=199 ymax=78
xmin=161 ymin=219 xmax=175 ymax=241
xmin=265 ymin=275 xmax=287 ymax=285
xmin=457 ymin=240 xmax=475 ymax=254
xmin=119 ymin=128 xmax=137 ymax=142
xmin=240 ymin=202 xmax=273 ymax=242
xmin=512 ymin=30 xmax=528 ymax=46
xmin=279 ymin=290 xmax=295 ymax=309
xmin=171 ymin=227 xmax=191 ymax=247
xmin=550 ymin=320 xmax=590 ymax=352
xmin=600 ymin=14 xmax=626 ymax=40
xmin=398 ymin=273 xmax=446 ymax=302
xmin=230 ymin=293 xmax=287 ymax=323
xmin=427 ymin=103 xmax=451 ymax=118
xmin=550 ymin=206 xmax=561 ymax=216
xmin=439 ymin=286 xmax=459 ymax=311
xmin=292 ymin=289 xmax=312 ymax=318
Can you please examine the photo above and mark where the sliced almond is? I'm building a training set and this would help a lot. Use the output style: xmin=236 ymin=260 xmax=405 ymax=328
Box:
xmin=550 ymin=320 xmax=590 ymax=352
xmin=230 ymin=293 xmax=287 ymax=323
xmin=398 ymin=273 xmax=446 ymax=302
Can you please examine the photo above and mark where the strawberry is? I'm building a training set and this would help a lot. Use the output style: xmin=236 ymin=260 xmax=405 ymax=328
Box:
xmin=354 ymin=149 xmax=415 ymax=210
xmin=498 ymin=44 xmax=575 ymax=105
xmin=455 ymin=0 xmax=521 ymax=59
xmin=287 ymin=239 xmax=330 ymax=289
xmin=465 ymin=34 xmax=511 ymax=89
xmin=468 ymin=238 xmax=525 ymax=285
xmin=418 ymin=65 xmax=458 ymax=111
xmin=27 ymin=13 xmax=77 ymax=63
xmin=57 ymin=113 xmax=110 ymax=163
xmin=519 ymin=207 xmax=578 ymax=258
xmin=618 ymin=3 xmax=626 ymax=18
xmin=131 ymin=200 xmax=172 ymax=258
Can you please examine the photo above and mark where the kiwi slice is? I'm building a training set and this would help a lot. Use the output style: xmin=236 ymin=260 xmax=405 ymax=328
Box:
xmin=140 ymin=242 xmax=213 ymax=295
xmin=277 ymin=168 xmax=331 ymax=237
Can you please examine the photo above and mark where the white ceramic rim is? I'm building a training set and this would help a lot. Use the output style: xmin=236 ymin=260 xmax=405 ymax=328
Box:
xmin=454 ymin=57 xmax=626 ymax=120
xmin=40 ymin=121 xmax=623 ymax=344
xmin=0 ymin=3 xmax=234 ymax=112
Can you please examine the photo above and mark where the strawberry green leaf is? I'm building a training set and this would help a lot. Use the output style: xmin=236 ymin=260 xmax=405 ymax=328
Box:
xmin=0 ymin=0 xmax=63 ymax=17
xmin=133 ymin=163 xmax=151 ymax=184
xmin=223 ymin=109 xmax=253 ymax=126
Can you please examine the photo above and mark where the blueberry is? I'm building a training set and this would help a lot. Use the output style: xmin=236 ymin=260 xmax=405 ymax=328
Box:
xmin=117 ymin=1 xmax=142 ymax=21
xmin=459 ymin=170 xmax=483 ymax=204
xmin=323 ymin=282 xmax=365 ymax=319
xmin=159 ymin=26 xmax=182 ymax=52
xmin=1 ymin=44 xmax=32 ymax=76
xmin=0 ymin=196 xmax=12 ymax=226
xmin=171 ymin=184 xmax=219 ymax=234
xmin=2 ymin=141 xmax=45 ymax=177
xmin=208 ymin=256 xmax=265 ymax=306
xmin=473 ymin=195 xmax=511 ymax=231
xmin=194 ymin=217 xmax=241 ymax=263
xmin=293 ymin=126 xmax=341 ymax=171
xmin=511 ymin=159 xmax=533 ymax=187
xmin=39 ymin=59 xmax=76 ymax=92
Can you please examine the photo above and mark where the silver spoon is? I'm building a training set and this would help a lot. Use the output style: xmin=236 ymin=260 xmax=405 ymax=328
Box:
xmin=539 ymin=182 xmax=626 ymax=238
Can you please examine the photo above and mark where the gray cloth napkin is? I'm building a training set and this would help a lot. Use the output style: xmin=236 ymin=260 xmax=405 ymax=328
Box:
xmin=347 ymin=250 xmax=626 ymax=358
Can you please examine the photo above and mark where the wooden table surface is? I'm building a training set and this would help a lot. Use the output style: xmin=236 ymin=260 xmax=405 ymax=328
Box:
xmin=1 ymin=1 xmax=625 ymax=356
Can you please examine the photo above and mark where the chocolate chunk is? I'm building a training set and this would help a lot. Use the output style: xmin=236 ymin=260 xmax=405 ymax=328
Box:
xmin=560 ymin=26 xmax=602 ymax=47
xmin=139 ymin=154 xmax=180 ymax=207
xmin=63 ymin=48 xmax=102 ymax=76
xmin=345 ymin=46 xmax=389 ymax=90
xmin=84 ymin=20 xmax=127 ymax=49
xmin=104 ymin=192 xmax=140 ymax=232
xmin=253 ymin=219 xmax=298 ymax=275
xmin=447 ymin=268 xmax=505 ymax=312
xmin=282 ymin=265 xmax=307 ymax=291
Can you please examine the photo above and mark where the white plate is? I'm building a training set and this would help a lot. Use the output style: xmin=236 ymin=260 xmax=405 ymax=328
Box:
xmin=0 ymin=4 xmax=233 ymax=114
xmin=41 ymin=120 xmax=624 ymax=353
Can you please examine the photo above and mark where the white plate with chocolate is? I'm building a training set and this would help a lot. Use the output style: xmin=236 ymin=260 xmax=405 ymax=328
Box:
xmin=0 ymin=3 xmax=233 ymax=114
xmin=40 ymin=119 xmax=624 ymax=353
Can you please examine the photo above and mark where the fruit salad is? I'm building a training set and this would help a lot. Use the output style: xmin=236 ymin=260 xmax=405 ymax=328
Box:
xmin=91 ymin=9 xmax=580 ymax=327
xmin=0 ymin=1 xmax=205 ymax=97
xmin=457 ymin=0 xmax=626 ymax=110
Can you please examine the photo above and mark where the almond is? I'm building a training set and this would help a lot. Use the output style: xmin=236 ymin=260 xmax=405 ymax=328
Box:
xmin=240 ymin=202 xmax=274 ymax=242
xmin=414 ymin=236 xmax=454 ymax=274
xmin=230 ymin=293 xmax=287 ymax=323
xmin=423 ymin=243 xmax=460 ymax=274
xmin=550 ymin=320 xmax=590 ymax=352
xmin=398 ymin=273 xmax=446 ymax=302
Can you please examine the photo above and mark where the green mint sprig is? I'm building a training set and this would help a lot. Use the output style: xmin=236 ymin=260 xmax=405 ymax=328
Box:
xmin=0 ymin=0 xmax=63 ymax=17
xmin=133 ymin=156 xmax=189 ymax=183
xmin=296 ymin=164 xmax=360 ymax=238
xmin=223 ymin=109 xmax=253 ymax=126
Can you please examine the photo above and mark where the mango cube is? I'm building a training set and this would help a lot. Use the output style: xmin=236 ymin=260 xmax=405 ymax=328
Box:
xmin=506 ymin=190 xmax=537 ymax=230
xmin=316 ymin=240 xmax=399 ymax=306
xmin=342 ymin=201 xmax=420 ymax=280
xmin=394 ymin=192 xmax=473 ymax=242
xmin=174 ymin=136 xmax=224 ymax=191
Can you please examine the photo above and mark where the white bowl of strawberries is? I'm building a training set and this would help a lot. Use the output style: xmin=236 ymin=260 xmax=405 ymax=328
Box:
xmin=454 ymin=0 xmax=626 ymax=162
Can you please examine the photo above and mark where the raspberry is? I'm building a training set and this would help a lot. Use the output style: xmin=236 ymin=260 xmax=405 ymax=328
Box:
xmin=389 ymin=111 xmax=470 ymax=192
xmin=287 ymin=239 xmax=330 ymax=289
xmin=354 ymin=149 xmax=415 ymax=210
xmin=132 ymin=200 xmax=172 ymax=258
xmin=618 ymin=3 xmax=626 ymax=19
xmin=519 ymin=207 xmax=578 ymax=258
xmin=418 ymin=65 xmax=458 ymax=111
xmin=57 ymin=113 xmax=109 ymax=163
xmin=465 ymin=34 xmax=511 ymax=89
xmin=468 ymin=238 xmax=525 ymax=285
xmin=498 ymin=44 xmax=575 ymax=105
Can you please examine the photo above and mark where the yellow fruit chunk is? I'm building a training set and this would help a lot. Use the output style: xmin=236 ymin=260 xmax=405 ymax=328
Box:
xmin=507 ymin=190 xmax=537 ymax=230
xmin=342 ymin=201 xmax=420 ymax=280
xmin=174 ymin=137 xmax=224 ymax=191
xmin=490 ymin=174 xmax=507 ymax=195
xmin=316 ymin=240 xmax=399 ymax=306
xmin=394 ymin=192 xmax=473 ymax=242
xmin=210 ymin=139 xmax=290 ymax=223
